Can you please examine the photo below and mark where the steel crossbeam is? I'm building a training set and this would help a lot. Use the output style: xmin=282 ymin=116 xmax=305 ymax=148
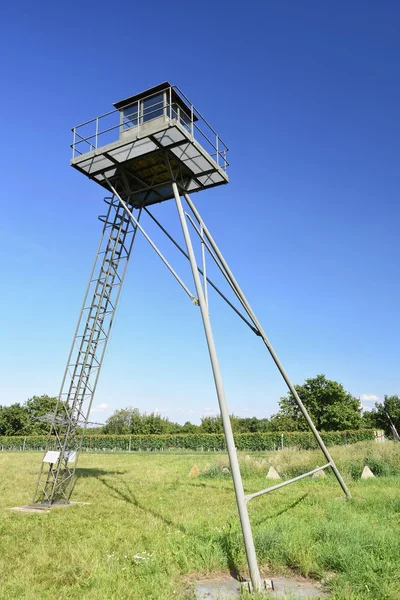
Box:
xmin=245 ymin=464 xmax=332 ymax=502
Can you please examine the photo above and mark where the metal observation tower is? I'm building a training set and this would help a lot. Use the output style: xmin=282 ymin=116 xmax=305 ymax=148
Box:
xmin=32 ymin=83 xmax=350 ymax=592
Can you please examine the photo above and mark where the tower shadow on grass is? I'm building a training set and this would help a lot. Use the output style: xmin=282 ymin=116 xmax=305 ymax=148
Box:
xmin=75 ymin=468 xmax=126 ymax=478
xmin=98 ymin=476 xmax=187 ymax=533
xmin=99 ymin=476 xmax=242 ymax=579
xmin=96 ymin=476 xmax=309 ymax=582
xmin=253 ymin=493 xmax=309 ymax=526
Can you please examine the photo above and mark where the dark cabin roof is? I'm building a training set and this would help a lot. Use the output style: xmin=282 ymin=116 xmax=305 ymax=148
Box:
xmin=113 ymin=82 xmax=198 ymax=120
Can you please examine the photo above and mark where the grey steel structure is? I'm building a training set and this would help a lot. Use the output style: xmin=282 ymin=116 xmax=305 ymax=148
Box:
xmin=33 ymin=197 xmax=139 ymax=504
xmin=33 ymin=83 xmax=350 ymax=592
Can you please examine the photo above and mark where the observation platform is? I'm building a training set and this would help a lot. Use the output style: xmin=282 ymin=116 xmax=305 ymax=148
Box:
xmin=70 ymin=82 xmax=229 ymax=208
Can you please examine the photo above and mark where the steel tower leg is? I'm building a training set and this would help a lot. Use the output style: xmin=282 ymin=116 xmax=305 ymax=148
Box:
xmin=33 ymin=196 xmax=140 ymax=505
xmin=183 ymin=192 xmax=351 ymax=499
xmin=172 ymin=183 xmax=263 ymax=592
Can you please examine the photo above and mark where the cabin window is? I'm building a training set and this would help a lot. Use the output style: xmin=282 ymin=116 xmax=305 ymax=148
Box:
xmin=142 ymin=93 xmax=164 ymax=123
xmin=122 ymin=104 xmax=138 ymax=129
xmin=122 ymin=93 xmax=164 ymax=129
xmin=121 ymin=91 xmax=192 ymax=131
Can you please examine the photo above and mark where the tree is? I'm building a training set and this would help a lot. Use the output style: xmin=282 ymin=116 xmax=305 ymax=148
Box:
xmin=0 ymin=403 xmax=30 ymax=436
xmin=25 ymin=395 xmax=59 ymax=434
xmin=104 ymin=407 xmax=183 ymax=435
xmin=200 ymin=415 xmax=224 ymax=433
xmin=0 ymin=395 xmax=64 ymax=436
xmin=181 ymin=421 xmax=198 ymax=434
xmin=269 ymin=413 xmax=300 ymax=432
xmin=373 ymin=395 xmax=400 ymax=437
xmin=234 ymin=416 xmax=272 ymax=433
xmin=361 ymin=409 xmax=379 ymax=429
xmin=274 ymin=374 xmax=362 ymax=431
xmin=103 ymin=407 xmax=136 ymax=435
xmin=198 ymin=414 xmax=270 ymax=433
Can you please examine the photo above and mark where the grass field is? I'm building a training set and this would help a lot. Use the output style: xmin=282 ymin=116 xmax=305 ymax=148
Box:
xmin=0 ymin=442 xmax=399 ymax=599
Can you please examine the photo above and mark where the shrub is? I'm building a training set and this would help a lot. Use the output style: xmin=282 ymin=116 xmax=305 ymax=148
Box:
xmin=0 ymin=429 xmax=375 ymax=453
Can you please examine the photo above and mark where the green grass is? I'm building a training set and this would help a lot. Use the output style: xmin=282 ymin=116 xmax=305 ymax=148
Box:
xmin=0 ymin=442 xmax=399 ymax=599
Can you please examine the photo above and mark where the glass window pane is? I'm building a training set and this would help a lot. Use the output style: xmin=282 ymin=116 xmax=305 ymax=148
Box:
xmin=122 ymin=104 xmax=138 ymax=129
xmin=142 ymin=93 xmax=164 ymax=123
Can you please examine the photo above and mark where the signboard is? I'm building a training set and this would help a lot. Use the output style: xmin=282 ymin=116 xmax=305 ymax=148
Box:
xmin=43 ymin=451 xmax=60 ymax=464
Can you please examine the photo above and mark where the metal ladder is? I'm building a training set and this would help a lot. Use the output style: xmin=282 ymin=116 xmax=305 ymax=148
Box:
xmin=33 ymin=196 xmax=138 ymax=504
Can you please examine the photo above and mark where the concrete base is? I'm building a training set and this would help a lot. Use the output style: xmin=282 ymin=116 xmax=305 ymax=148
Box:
xmin=10 ymin=505 xmax=50 ymax=514
xmin=10 ymin=501 xmax=90 ymax=514
xmin=195 ymin=576 xmax=327 ymax=599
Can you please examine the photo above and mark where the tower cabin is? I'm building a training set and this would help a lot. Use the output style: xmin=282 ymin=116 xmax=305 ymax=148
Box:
xmin=71 ymin=82 xmax=229 ymax=208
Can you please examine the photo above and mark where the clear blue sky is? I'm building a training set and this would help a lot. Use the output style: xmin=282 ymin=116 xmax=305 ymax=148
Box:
xmin=0 ymin=1 xmax=399 ymax=424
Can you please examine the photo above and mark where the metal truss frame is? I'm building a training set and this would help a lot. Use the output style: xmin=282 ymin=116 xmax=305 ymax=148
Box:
xmin=32 ymin=196 xmax=140 ymax=504
xmin=98 ymin=177 xmax=351 ymax=593
xmin=33 ymin=163 xmax=350 ymax=591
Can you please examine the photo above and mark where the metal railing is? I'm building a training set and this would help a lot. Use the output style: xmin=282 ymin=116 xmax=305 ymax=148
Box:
xmin=71 ymin=85 xmax=229 ymax=171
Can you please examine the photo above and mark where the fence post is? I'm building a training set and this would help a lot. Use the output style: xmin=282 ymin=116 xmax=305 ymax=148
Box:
xmin=281 ymin=434 xmax=284 ymax=450
xmin=129 ymin=436 xmax=132 ymax=452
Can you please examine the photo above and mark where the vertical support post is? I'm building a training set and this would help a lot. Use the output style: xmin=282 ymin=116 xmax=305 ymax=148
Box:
xmin=184 ymin=192 xmax=351 ymax=499
xmin=200 ymin=223 xmax=208 ymax=309
xmin=172 ymin=182 xmax=262 ymax=592
xmin=95 ymin=118 xmax=99 ymax=150
xmin=72 ymin=128 xmax=76 ymax=159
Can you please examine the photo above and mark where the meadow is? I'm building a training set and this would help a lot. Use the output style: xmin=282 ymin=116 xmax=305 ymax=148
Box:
xmin=0 ymin=441 xmax=399 ymax=599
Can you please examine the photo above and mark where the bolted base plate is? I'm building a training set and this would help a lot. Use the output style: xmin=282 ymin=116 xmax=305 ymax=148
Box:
xmin=10 ymin=505 xmax=51 ymax=514
xmin=195 ymin=578 xmax=272 ymax=599
xmin=9 ymin=501 xmax=91 ymax=514
xmin=195 ymin=576 xmax=327 ymax=599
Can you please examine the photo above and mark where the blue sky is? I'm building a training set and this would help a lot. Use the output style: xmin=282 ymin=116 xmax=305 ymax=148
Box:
xmin=0 ymin=1 xmax=399 ymax=424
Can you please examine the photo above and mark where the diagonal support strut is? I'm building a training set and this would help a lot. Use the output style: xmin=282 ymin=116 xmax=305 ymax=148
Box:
xmin=183 ymin=190 xmax=351 ymax=500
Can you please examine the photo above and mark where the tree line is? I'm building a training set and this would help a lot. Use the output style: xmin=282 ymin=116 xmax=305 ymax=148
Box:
xmin=1 ymin=375 xmax=399 ymax=437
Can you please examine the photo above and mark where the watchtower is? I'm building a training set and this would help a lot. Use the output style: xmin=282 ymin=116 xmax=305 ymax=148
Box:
xmin=32 ymin=83 xmax=350 ymax=593
xmin=71 ymin=82 xmax=228 ymax=206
